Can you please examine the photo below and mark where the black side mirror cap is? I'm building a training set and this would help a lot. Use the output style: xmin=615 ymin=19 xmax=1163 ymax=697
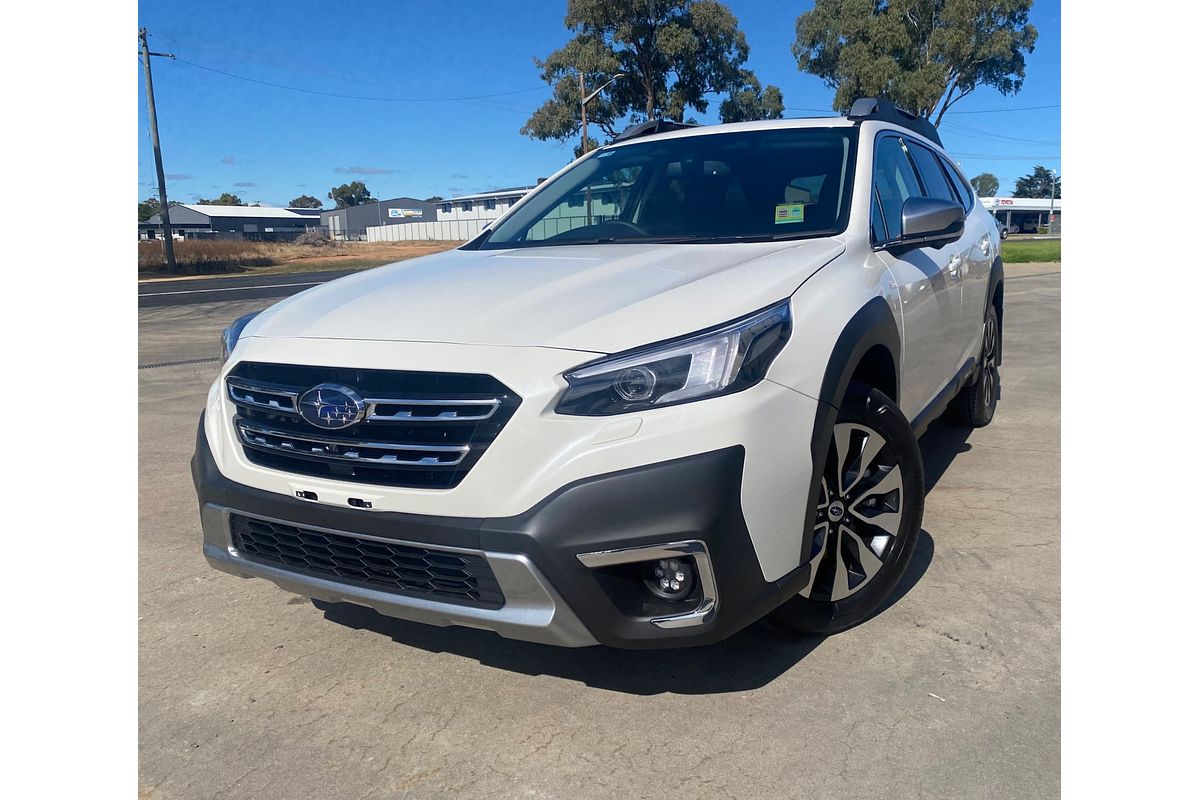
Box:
xmin=891 ymin=197 xmax=965 ymax=251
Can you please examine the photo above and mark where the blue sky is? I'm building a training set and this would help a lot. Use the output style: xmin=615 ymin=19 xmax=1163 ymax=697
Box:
xmin=137 ymin=1 xmax=1060 ymax=206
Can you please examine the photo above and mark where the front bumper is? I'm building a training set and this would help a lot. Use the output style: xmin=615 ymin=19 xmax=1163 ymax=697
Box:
xmin=193 ymin=419 xmax=794 ymax=648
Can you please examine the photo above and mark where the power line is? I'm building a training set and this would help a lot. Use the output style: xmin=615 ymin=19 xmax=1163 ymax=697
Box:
xmin=174 ymin=57 xmax=550 ymax=103
xmin=786 ymin=103 xmax=1059 ymax=116
xmin=940 ymin=121 xmax=1060 ymax=146
xmin=946 ymin=103 xmax=1060 ymax=114
xmin=954 ymin=153 xmax=1061 ymax=161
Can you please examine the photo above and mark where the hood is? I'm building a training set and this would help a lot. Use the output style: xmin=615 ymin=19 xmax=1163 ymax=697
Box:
xmin=247 ymin=239 xmax=845 ymax=354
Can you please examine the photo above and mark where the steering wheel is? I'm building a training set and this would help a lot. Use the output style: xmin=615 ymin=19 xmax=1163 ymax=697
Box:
xmin=601 ymin=219 xmax=648 ymax=237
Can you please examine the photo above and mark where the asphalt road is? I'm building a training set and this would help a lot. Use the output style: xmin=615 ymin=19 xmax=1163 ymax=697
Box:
xmin=139 ymin=265 xmax=1060 ymax=799
xmin=138 ymin=269 xmax=362 ymax=309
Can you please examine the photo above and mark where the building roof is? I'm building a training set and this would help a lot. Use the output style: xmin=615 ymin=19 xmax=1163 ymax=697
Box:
xmin=319 ymin=197 xmax=432 ymax=216
xmin=184 ymin=204 xmax=314 ymax=219
xmin=447 ymin=186 xmax=536 ymax=203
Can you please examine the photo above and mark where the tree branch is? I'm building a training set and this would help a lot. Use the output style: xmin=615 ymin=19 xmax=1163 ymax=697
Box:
xmin=934 ymin=85 xmax=974 ymax=127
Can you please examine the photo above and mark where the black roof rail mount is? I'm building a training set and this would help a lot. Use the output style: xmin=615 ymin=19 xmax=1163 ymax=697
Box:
xmin=846 ymin=97 xmax=942 ymax=147
xmin=614 ymin=119 xmax=699 ymax=143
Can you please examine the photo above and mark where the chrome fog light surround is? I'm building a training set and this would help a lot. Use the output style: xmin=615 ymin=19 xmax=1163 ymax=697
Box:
xmin=576 ymin=540 xmax=717 ymax=629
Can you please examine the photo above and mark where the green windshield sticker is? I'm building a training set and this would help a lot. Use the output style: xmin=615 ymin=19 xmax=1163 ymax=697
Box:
xmin=775 ymin=203 xmax=805 ymax=224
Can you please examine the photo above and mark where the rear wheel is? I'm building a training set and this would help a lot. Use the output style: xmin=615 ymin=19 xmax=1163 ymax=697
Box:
xmin=950 ymin=303 xmax=1000 ymax=427
xmin=770 ymin=385 xmax=924 ymax=636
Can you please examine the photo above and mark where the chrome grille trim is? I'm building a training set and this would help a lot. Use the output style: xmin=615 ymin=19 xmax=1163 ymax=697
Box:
xmin=236 ymin=421 xmax=470 ymax=467
xmin=364 ymin=398 xmax=501 ymax=423
xmin=227 ymin=378 xmax=300 ymax=414
xmin=224 ymin=362 xmax=521 ymax=489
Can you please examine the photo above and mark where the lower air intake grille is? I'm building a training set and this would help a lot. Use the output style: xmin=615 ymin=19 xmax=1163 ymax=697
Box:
xmin=230 ymin=514 xmax=505 ymax=609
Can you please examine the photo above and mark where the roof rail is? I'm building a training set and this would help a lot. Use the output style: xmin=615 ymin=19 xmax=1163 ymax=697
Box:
xmin=846 ymin=97 xmax=942 ymax=147
xmin=613 ymin=119 xmax=699 ymax=143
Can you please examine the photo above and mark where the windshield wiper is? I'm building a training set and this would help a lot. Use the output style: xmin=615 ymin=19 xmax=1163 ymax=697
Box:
xmin=656 ymin=230 xmax=840 ymax=244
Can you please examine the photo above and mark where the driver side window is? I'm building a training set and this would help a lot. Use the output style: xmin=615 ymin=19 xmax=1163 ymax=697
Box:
xmin=525 ymin=166 xmax=642 ymax=241
xmin=872 ymin=136 xmax=922 ymax=244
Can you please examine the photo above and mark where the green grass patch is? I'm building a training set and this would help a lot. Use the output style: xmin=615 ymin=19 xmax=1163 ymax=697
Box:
xmin=1000 ymin=239 xmax=1060 ymax=263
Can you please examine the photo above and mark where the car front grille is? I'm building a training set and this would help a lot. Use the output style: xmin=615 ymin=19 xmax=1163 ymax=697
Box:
xmin=230 ymin=514 xmax=505 ymax=608
xmin=225 ymin=362 xmax=521 ymax=489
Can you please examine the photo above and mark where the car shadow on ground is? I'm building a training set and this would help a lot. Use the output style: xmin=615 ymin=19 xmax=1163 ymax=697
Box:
xmin=315 ymin=424 xmax=970 ymax=695
xmin=920 ymin=419 xmax=975 ymax=492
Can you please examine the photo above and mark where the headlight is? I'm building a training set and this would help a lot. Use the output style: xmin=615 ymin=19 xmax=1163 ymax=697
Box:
xmin=220 ymin=311 xmax=261 ymax=362
xmin=556 ymin=301 xmax=792 ymax=416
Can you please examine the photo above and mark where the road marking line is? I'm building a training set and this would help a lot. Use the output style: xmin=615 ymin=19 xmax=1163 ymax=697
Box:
xmin=140 ymin=280 xmax=324 ymax=297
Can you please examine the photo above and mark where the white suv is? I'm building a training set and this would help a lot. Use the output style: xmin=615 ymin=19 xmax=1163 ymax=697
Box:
xmin=193 ymin=98 xmax=1003 ymax=648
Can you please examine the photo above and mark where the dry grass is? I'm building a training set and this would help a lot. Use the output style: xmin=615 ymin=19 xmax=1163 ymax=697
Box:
xmin=138 ymin=240 xmax=284 ymax=272
xmin=138 ymin=240 xmax=461 ymax=278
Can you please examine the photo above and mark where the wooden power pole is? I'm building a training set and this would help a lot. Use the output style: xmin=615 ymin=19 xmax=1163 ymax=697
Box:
xmin=139 ymin=28 xmax=178 ymax=274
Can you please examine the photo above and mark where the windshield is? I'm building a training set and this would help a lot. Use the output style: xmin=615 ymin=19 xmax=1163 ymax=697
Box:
xmin=477 ymin=126 xmax=858 ymax=248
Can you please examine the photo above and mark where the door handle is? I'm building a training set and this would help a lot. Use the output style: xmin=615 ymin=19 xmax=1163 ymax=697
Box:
xmin=948 ymin=255 xmax=962 ymax=279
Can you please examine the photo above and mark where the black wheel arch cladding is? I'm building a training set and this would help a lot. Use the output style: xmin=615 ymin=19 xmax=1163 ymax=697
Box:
xmin=797 ymin=297 xmax=903 ymax=582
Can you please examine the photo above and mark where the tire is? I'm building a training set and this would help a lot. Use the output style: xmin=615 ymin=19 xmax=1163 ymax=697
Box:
xmin=769 ymin=384 xmax=925 ymax=636
xmin=950 ymin=303 xmax=1000 ymax=427
xmin=999 ymin=226 xmax=1009 ymax=240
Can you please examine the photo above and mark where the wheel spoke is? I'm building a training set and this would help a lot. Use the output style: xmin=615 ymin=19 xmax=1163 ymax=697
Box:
xmin=831 ymin=527 xmax=852 ymax=600
xmin=848 ymin=467 xmax=903 ymax=535
xmin=847 ymin=462 xmax=902 ymax=506
xmin=798 ymin=522 xmax=831 ymax=598
xmin=832 ymin=425 xmax=855 ymax=494
xmin=843 ymin=527 xmax=885 ymax=584
xmin=834 ymin=424 xmax=886 ymax=496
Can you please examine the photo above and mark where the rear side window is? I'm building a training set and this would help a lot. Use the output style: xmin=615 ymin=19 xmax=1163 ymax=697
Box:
xmin=906 ymin=141 xmax=957 ymax=204
xmin=939 ymin=155 xmax=976 ymax=211
xmin=872 ymin=136 xmax=922 ymax=243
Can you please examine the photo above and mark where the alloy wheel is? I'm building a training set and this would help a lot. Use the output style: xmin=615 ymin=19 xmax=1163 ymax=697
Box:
xmin=981 ymin=312 xmax=999 ymax=410
xmin=800 ymin=422 xmax=905 ymax=602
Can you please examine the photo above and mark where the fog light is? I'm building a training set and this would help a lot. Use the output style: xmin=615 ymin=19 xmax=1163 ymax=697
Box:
xmin=645 ymin=557 xmax=694 ymax=600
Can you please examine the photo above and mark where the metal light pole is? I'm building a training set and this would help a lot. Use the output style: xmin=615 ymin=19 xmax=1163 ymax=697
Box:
xmin=1049 ymin=168 xmax=1058 ymax=235
xmin=579 ymin=72 xmax=626 ymax=156
xmin=579 ymin=73 xmax=625 ymax=226
xmin=139 ymin=28 xmax=178 ymax=273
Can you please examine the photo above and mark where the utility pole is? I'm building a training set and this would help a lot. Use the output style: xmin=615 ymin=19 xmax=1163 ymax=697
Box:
xmin=1049 ymin=168 xmax=1057 ymax=235
xmin=579 ymin=72 xmax=592 ymax=225
xmin=578 ymin=72 xmax=624 ymax=225
xmin=140 ymin=28 xmax=178 ymax=274
xmin=579 ymin=72 xmax=590 ymax=158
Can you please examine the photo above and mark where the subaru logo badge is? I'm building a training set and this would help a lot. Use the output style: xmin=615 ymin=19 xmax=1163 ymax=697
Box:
xmin=298 ymin=383 xmax=366 ymax=430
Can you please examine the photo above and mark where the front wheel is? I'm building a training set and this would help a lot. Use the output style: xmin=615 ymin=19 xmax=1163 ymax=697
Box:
xmin=769 ymin=385 xmax=925 ymax=636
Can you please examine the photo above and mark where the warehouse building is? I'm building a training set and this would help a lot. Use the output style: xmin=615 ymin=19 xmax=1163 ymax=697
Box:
xmin=320 ymin=197 xmax=437 ymax=240
xmin=139 ymin=204 xmax=322 ymax=240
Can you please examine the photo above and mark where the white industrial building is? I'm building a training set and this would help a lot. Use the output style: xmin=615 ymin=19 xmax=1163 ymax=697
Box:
xmin=434 ymin=187 xmax=535 ymax=222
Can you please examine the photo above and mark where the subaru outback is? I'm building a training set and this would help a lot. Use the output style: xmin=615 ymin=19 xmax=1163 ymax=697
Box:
xmin=193 ymin=97 xmax=1003 ymax=648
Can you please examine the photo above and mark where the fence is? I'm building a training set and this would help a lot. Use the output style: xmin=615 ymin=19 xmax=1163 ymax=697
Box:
xmin=365 ymin=215 xmax=621 ymax=243
xmin=366 ymin=220 xmax=488 ymax=242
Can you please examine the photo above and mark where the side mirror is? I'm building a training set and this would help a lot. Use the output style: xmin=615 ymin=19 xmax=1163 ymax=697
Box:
xmin=895 ymin=197 xmax=965 ymax=249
